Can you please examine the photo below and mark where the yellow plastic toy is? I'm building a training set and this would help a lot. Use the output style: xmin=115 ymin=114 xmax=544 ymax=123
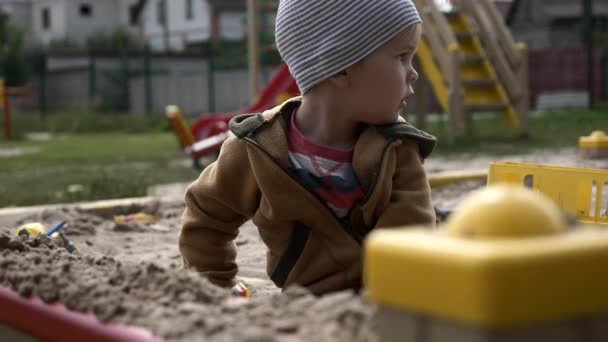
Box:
xmin=365 ymin=185 xmax=608 ymax=341
xmin=579 ymin=130 xmax=608 ymax=159
xmin=113 ymin=213 xmax=155 ymax=224
xmin=446 ymin=185 xmax=566 ymax=238
xmin=165 ymin=105 xmax=195 ymax=149
xmin=488 ymin=161 xmax=608 ymax=225
xmin=15 ymin=222 xmax=62 ymax=239
xmin=15 ymin=222 xmax=48 ymax=238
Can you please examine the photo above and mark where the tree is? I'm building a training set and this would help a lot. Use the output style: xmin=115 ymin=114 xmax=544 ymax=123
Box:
xmin=0 ymin=11 xmax=28 ymax=86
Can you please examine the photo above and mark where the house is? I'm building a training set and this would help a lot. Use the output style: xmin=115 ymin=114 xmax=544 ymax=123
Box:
xmin=507 ymin=0 xmax=608 ymax=50
xmin=0 ymin=0 xmax=142 ymax=47
xmin=0 ymin=0 xmax=247 ymax=51
xmin=3 ymin=0 xmax=516 ymax=52
xmin=138 ymin=0 xmax=246 ymax=52
xmin=205 ymin=0 xmax=247 ymax=45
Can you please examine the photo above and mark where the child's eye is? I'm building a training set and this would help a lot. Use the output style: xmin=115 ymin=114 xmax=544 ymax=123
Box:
xmin=399 ymin=53 xmax=410 ymax=61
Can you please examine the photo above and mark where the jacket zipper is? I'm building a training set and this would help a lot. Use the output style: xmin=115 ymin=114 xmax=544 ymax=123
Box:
xmin=244 ymin=136 xmax=393 ymax=244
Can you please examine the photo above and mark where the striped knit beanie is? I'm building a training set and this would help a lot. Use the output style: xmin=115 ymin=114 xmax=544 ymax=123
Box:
xmin=275 ymin=0 xmax=421 ymax=94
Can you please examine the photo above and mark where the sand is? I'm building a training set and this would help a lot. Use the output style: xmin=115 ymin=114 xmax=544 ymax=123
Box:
xmin=0 ymin=195 xmax=377 ymax=341
xmin=0 ymin=147 xmax=606 ymax=341
xmin=0 ymin=233 xmax=377 ymax=342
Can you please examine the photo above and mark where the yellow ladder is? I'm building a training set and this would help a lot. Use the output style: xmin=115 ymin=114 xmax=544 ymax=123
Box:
xmin=414 ymin=0 xmax=529 ymax=139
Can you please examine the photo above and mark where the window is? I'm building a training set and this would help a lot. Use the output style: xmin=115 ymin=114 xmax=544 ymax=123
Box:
xmin=129 ymin=4 xmax=138 ymax=26
xmin=185 ymin=0 xmax=194 ymax=20
xmin=157 ymin=0 xmax=166 ymax=25
xmin=79 ymin=4 xmax=92 ymax=17
xmin=42 ymin=7 xmax=51 ymax=30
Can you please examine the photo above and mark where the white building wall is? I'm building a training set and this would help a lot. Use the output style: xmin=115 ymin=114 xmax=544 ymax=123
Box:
xmin=9 ymin=0 xmax=139 ymax=47
xmin=118 ymin=0 xmax=143 ymax=39
xmin=143 ymin=0 xmax=210 ymax=51
xmin=142 ymin=0 xmax=246 ymax=52
xmin=63 ymin=0 xmax=124 ymax=46
xmin=4 ymin=0 xmax=263 ymax=50
xmin=220 ymin=12 xmax=245 ymax=41
xmin=31 ymin=0 xmax=67 ymax=45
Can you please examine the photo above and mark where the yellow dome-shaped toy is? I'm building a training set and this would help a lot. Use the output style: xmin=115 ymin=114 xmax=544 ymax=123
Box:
xmin=579 ymin=130 xmax=608 ymax=158
xmin=446 ymin=185 xmax=566 ymax=239
xmin=15 ymin=222 xmax=47 ymax=237
xmin=585 ymin=130 xmax=608 ymax=141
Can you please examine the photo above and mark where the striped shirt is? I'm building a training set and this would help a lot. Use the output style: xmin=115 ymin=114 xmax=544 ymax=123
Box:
xmin=287 ymin=113 xmax=364 ymax=218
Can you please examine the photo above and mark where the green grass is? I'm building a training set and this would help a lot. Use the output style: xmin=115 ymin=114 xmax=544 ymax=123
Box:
xmin=423 ymin=105 xmax=608 ymax=155
xmin=10 ymin=111 xmax=167 ymax=136
xmin=1 ymin=106 xmax=607 ymax=207
xmin=1 ymin=112 xmax=200 ymax=207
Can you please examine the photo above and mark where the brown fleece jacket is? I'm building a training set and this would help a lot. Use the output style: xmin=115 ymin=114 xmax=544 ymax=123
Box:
xmin=179 ymin=98 xmax=436 ymax=295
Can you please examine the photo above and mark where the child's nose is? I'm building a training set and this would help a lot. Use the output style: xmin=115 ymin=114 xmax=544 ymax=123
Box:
xmin=408 ymin=69 xmax=419 ymax=84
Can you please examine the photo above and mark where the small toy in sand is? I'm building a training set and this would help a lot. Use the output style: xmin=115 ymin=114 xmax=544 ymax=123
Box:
xmin=14 ymin=221 xmax=77 ymax=253
xmin=15 ymin=222 xmax=48 ymax=238
xmin=15 ymin=220 xmax=66 ymax=238
xmin=45 ymin=220 xmax=68 ymax=237
xmin=579 ymin=130 xmax=608 ymax=159
xmin=113 ymin=213 xmax=155 ymax=224
xmin=231 ymin=281 xmax=250 ymax=298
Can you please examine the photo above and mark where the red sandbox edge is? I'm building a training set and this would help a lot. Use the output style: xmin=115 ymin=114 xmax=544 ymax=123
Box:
xmin=0 ymin=285 xmax=163 ymax=342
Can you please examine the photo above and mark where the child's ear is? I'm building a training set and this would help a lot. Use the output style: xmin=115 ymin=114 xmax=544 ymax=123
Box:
xmin=328 ymin=70 xmax=349 ymax=88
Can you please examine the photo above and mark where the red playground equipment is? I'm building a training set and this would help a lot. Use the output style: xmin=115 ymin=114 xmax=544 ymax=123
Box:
xmin=0 ymin=285 xmax=161 ymax=341
xmin=166 ymin=64 xmax=299 ymax=168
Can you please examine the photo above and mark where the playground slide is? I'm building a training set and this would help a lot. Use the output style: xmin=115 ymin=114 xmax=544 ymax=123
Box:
xmin=245 ymin=64 xmax=299 ymax=113
xmin=181 ymin=64 xmax=298 ymax=161
xmin=190 ymin=64 xmax=298 ymax=140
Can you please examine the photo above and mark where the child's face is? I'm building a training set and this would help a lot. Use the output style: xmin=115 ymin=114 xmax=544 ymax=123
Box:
xmin=346 ymin=24 xmax=421 ymax=125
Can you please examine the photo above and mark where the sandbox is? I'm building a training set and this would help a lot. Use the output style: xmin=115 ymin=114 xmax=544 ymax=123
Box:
xmin=1 ymin=148 xmax=606 ymax=341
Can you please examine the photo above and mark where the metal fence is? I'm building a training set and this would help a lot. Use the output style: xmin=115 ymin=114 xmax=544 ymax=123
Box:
xmin=529 ymin=46 xmax=608 ymax=110
xmin=24 ymin=50 xmax=262 ymax=117
xmin=13 ymin=0 xmax=608 ymax=116
xmin=21 ymin=48 xmax=608 ymax=118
